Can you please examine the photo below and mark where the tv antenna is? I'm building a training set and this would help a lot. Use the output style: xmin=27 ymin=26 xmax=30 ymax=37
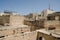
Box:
xmin=48 ymin=4 xmax=51 ymax=10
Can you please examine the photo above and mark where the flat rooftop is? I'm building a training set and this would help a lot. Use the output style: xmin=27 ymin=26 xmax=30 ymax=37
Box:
xmin=36 ymin=29 xmax=60 ymax=38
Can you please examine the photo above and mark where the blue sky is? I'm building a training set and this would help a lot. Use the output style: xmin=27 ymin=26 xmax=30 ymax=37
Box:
xmin=0 ymin=0 xmax=60 ymax=15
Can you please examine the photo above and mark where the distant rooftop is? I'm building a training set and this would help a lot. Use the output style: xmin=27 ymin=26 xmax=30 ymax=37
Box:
xmin=48 ymin=11 xmax=60 ymax=16
xmin=4 ymin=10 xmax=17 ymax=13
xmin=0 ymin=11 xmax=21 ymax=16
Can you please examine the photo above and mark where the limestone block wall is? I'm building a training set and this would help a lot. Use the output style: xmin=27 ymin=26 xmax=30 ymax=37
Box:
xmin=0 ymin=16 xmax=4 ymax=25
xmin=44 ymin=20 xmax=60 ymax=29
xmin=37 ymin=32 xmax=59 ymax=40
xmin=0 ymin=14 xmax=25 ymax=26
xmin=0 ymin=15 xmax=10 ymax=25
xmin=10 ymin=15 xmax=25 ymax=26
xmin=24 ymin=20 xmax=44 ymax=31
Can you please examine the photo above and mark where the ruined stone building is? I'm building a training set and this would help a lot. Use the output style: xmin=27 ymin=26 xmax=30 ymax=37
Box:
xmin=24 ymin=9 xmax=60 ymax=40
xmin=36 ymin=9 xmax=60 ymax=40
xmin=0 ymin=11 xmax=25 ymax=26
xmin=24 ymin=9 xmax=55 ymax=31
xmin=24 ymin=13 xmax=44 ymax=31
xmin=24 ymin=9 xmax=60 ymax=30
xmin=24 ymin=19 xmax=44 ymax=31
xmin=44 ymin=12 xmax=60 ymax=30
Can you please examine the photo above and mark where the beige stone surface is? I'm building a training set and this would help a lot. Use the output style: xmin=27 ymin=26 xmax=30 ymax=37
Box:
xmin=10 ymin=15 xmax=25 ymax=26
xmin=0 ymin=25 xmax=30 ymax=36
xmin=0 ymin=31 xmax=37 ymax=40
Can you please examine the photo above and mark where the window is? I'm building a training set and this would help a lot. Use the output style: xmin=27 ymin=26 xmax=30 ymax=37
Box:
xmin=48 ymin=25 xmax=56 ymax=30
xmin=47 ymin=16 xmax=55 ymax=20
xmin=59 ymin=16 xmax=60 ymax=21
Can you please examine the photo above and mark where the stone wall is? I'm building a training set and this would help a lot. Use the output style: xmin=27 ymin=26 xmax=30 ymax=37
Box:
xmin=10 ymin=15 xmax=25 ymax=26
xmin=44 ymin=20 xmax=60 ymax=30
xmin=37 ymin=32 xmax=59 ymax=40
xmin=0 ymin=15 xmax=10 ymax=25
xmin=24 ymin=20 xmax=44 ymax=31
xmin=0 ymin=15 xmax=25 ymax=26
